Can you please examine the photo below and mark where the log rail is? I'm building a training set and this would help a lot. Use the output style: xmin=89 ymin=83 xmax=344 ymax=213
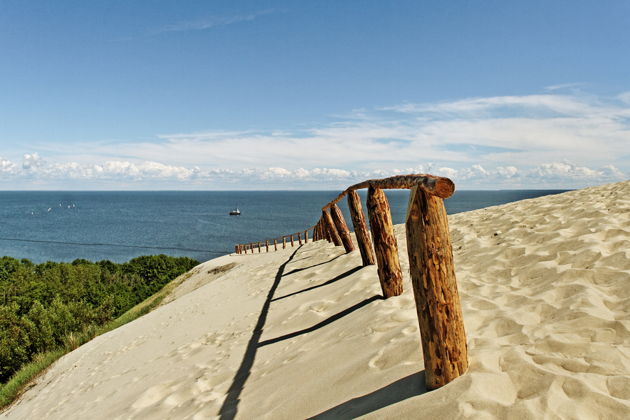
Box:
xmin=233 ymin=173 xmax=467 ymax=389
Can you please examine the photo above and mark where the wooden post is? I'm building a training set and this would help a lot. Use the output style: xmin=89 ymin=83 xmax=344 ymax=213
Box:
xmin=298 ymin=232 xmax=302 ymax=245
xmin=258 ymin=242 xmax=262 ymax=253
xmin=290 ymin=235 xmax=294 ymax=247
xmin=348 ymin=191 xmax=375 ymax=266
xmin=322 ymin=210 xmax=342 ymax=246
xmin=330 ymin=203 xmax=355 ymax=253
xmin=305 ymin=230 xmax=309 ymax=243
xmin=283 ymin=237 xmax=286 ymax=249
xmin=367 ymin=186 xmax=403 ymax=298
xmin=265 ymin=240 xmax=269 ymax=252
xmin=274 ymin=239 xmax=278 ymax=251
xmin=317 ymin=219 xmax=324 ymax=241
xmin=406 ymin=186 xmax=468 ymax=389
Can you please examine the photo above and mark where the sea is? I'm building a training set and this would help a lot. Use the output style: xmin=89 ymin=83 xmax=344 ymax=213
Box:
xmin=0 ymin=190 xmax=568 ymax=263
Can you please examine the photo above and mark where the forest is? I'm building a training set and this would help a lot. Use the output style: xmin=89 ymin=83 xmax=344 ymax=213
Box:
xmin=0 ymin=254 xmax=198 ymax=383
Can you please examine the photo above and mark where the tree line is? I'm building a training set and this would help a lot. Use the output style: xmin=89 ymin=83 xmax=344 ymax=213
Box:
xmin=0 ymin=254 xmax=199 ymax=383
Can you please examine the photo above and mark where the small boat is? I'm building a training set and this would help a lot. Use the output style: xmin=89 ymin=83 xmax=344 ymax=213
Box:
xmin=229 ymin=207 xmax=241 ymax=216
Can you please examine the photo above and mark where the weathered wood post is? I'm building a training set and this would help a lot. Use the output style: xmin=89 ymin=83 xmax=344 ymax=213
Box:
xmin=258 ymin=242 xmax=262 ymax=253
xmin=367 ymin=186 xmax=403 ymax=298
xmin=304 ymin=230 xmax=309 ymax=243
xmin=406 ymin=185 xmax=468 ymax=389
xmin=348 ymin=190 xmax=375 ymax=266
xmin=265 ymin=240 xmax=269 ymax=252
xmin=330 ymin=203 xmax=355 ymax=253
xmin=298 ymin=232 xmax=303 ymax=245
xmin=322 ymin=210 xmax=342 ymax=246
xmin=274 ymin=239 xmax=278 ymax=251
xmin=319 ymin=219 xmax=327 ymax=241
xmin=290 ymin=235 xmax=295 ymax=247
xmin=283 ymin=237 xmax=287 ymax=249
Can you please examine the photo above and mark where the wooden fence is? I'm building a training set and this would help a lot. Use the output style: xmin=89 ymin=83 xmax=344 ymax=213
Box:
xmin=233 ymin=173 xmax=468 ymax=390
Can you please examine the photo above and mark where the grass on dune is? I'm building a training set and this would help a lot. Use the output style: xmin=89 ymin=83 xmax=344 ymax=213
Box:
xmin=0 ymin=269 xmax=198 ymax=411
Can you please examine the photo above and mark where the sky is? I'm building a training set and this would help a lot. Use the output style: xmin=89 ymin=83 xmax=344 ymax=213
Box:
xmin=1 ymin=0 xmax=629 ymax=190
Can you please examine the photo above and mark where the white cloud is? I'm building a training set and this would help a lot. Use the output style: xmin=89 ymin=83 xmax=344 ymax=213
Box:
xmin=3 ymin=90 xmax=629 ymax=189
xmin=531 ymin=161 xmax=601 ymax=178
xmin=155 ymin=9 xmax=277 ymax=35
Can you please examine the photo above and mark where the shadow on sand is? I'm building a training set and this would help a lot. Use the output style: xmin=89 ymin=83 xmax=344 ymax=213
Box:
xmin=272 ymin=265 xmax=364 ymax=302
xmin=218 ymin=248 xmax=380 ymax=420
xmin=259 ymin=294 xmax=382 ymax=347
xmin=307 ymin=371 xmax=428 ymax=419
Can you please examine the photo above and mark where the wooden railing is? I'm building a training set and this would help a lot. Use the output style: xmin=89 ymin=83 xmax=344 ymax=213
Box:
xmin=233 ymin=173 xmax=467 ymax=390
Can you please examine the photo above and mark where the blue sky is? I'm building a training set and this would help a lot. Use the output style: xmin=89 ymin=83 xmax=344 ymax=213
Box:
xmin=1 ymin=0 xmax=629 ymax=189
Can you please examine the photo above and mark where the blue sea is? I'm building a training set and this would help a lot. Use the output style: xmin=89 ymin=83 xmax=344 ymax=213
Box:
xmin=0 ymin=190 xmax=568 ymax=263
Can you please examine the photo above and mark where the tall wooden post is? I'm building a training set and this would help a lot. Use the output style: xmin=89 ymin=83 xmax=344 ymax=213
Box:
xmin=258 ymin=242 xmax=262 ymax=253
xmin=274 ymin=239 xmax=278 ymax=251
xmin=265 ymin=240 xmax=269 ymax=252
xmin=298 ymin=232 xmax=303 ymax=245
xmin=322 ymin=210 xmax=342 ymax=246
xmin=367 ymin=186 xmax=403 ymax=298
xmin=348 ymin=190 xmax=375 ymax=266
xmin=290 ymin=235 xmax=295 ymax=247
xmin=330 ymin=203 xmax=355 ymax=253
xmin=283 ymin=237 xmax=287 ymax=249
xmin=304 ymin=230 xmax=309 ymax=243
xmin=406 ymin=186 xmax=468 ymax=389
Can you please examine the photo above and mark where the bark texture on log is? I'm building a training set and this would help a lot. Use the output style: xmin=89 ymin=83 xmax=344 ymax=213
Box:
xmin=330 ymin=204 xmax=355 ymax=253
xmin=322 ymin=210 xmax=342 ymax=246
xmin=367 ymin=186 xmax=403 ymax=298
xmin=323 ymin=174 xmax=455 ymax=210
xmin=406 ymin=186 xmax=468 ymax=390
xmin=324 ymin=219 xmax=332 ymax=242
xmin=347 ymin=190 xmax=376 ymax=266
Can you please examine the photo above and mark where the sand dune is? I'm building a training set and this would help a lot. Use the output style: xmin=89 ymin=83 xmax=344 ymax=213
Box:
xmin=2 ymin=181 xmax=629 ymax=419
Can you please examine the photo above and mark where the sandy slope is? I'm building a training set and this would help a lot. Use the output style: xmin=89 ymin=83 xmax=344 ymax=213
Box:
xmin=2 ymin=181 xmax=629 ymax=419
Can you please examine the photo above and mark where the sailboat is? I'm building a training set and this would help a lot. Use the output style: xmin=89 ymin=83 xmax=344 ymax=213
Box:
xmin=229 ymin=206 xmax=241 ymax=216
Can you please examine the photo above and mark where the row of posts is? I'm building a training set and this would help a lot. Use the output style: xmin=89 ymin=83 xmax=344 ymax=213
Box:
xmin=233 ymin=176 xmax=468 ymax=390
xmin=234 ymin=230 xmax=309 ymax=255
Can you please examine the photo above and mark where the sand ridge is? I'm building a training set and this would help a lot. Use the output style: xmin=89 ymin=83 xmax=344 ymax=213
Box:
xmin=2 ymin=181 xmax=629 ymax=419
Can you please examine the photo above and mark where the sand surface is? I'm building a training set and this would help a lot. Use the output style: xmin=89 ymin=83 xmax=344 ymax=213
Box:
xmin=2 ymin=181 xmax=629 ymax=419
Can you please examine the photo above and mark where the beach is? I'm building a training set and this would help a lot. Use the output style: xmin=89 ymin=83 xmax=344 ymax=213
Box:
xmin=2 ymin=180 xmax=629 ymax=419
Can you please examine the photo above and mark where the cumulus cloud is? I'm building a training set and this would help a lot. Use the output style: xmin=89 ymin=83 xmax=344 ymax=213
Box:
xmin=2 ymin=90 xmax=629 ymax=189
